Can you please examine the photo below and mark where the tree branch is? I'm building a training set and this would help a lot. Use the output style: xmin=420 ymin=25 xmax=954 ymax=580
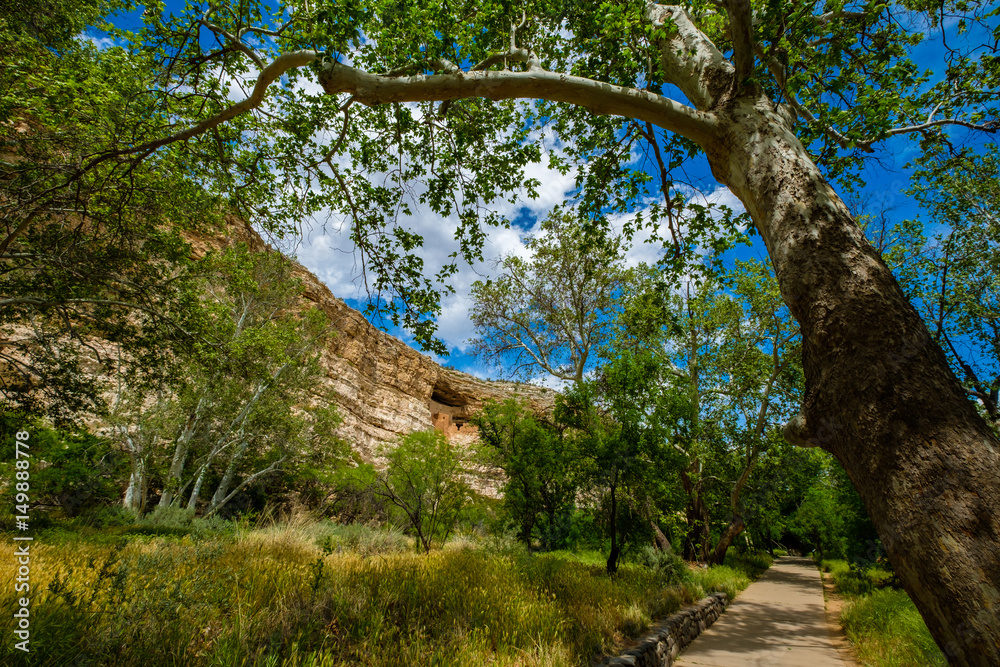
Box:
xmin=82 ymin=50 xmax=319 ymax=171
xmin=814 ymin=10 xmax=868 ymax=25
xmin=753 ymin=44 xmax=870 ymax=153
xmin=318 ymin=59 xmax=717 ymax=147
xmin=199 ymin=18 xmax=265 ymax=69
xmin=724 ymin=0 xmax=755 ymax=86
xmin=859 ymin=117 xmax=1000 ymax=149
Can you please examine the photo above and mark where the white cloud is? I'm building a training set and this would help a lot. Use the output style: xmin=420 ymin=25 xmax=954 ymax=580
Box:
xmin=79 ymin=33 xmax=116 ymax=51
xmin=296 ymin=180 xmax=745 ymax=363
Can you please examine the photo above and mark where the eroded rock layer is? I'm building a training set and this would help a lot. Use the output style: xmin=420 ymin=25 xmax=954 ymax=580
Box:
xmin=194 ymin=218 xmax=555 ymax=462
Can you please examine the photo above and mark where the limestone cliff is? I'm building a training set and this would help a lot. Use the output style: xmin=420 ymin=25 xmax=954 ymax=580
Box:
xmin=192 ymin=218 xmax=556 ymax=462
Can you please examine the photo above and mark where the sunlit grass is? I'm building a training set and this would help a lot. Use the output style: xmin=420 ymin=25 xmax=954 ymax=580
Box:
xmin=819 ymin=559 xmax=946 ymax=666
xmin=0 ymin=523 xmax=763 ymax=666
xmin=840 ymin=589 xmax=947 ymax=667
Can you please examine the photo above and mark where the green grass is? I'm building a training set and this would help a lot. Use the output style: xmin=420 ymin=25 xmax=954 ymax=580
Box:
xmin=840 ymin=589 xmax=947 ymax=667
xmin=819 ymin=559 xmax=946 ymax=666
xmin=0 ymin=522 xmax=764 ymax=667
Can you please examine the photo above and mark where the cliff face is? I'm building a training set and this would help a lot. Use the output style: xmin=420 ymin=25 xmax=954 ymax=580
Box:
xmin=195 ymin=218 xmax=555 ymax=462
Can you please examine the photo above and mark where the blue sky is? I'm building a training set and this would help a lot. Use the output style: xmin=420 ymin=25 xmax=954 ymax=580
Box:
xmin=103 ymin=1 xmax=994 ymax=386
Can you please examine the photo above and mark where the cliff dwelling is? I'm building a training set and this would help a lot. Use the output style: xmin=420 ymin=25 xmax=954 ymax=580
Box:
xmin=428 ymin=378 xmax=479 ymax=442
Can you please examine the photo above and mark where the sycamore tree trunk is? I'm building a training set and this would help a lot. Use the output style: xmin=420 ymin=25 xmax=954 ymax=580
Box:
xmin=606 ymin=477 xmax=621 ymax=575
xmin=710 ymin=516 xmax=745 ymax=566
xmin=680 ymin=467 xmax=712 ymax=562
xmin=706 ymin=94 xmax=1000 ymax=663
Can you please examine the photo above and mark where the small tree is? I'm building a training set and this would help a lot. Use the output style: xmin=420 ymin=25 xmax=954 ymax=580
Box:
xmin=472 ymin=399 xmax=577 ymax=549
xmin=559 ymin=349 xmax=688 ymax=574
xmin=374 ymin=430 xmax=468 ymax=553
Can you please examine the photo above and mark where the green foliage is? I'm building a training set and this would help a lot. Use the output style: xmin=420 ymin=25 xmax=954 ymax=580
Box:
xmin=374 ymin=430 xmax=468 ymax=552
xmin=0 ymin=414 xmax=124 ymax=522
xmin=470 ymin=210 xmax=633 ymax=382
xmin=820 ymin=556 xmax=944 ymax=664
xmin=128 ymin=506 xmax=233 ymax=538
xmin=882 ymin=143 xmax=1000 ymax=432
xmin=635 ymin=545 xmax=692 ymax=586
xmin=472 ymin=399 xmax=577 ymax=548
xmin=311 ymin=521 xmax=411 ymax=556
xmin=559 ymin=347 xmax=689 ymax=573
xmin=0 ymin=5 xmax=223 ymax=423
xmin=722 ymin=550 xmax=775 ymax=581
xmin=786 ymin=453 xmax=882 ymax=564
xmin=820 ymin=559 xmax=899 ymax=598
xmin=791 ymin=481 xmax=846 ymax=559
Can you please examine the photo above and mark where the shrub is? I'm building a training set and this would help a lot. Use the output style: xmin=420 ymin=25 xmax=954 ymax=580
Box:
xmin=128 ymin=505 xmax=233 ymax=537
xmin=692 ymin=565 xmax=751 ymax=601
xmin=313 ymin=522 xmax=410 ymax=556
xmin=635 ymin=545 xmax=692 ymax=585
xmin=723 ymin=550 xmax=773 ymax=580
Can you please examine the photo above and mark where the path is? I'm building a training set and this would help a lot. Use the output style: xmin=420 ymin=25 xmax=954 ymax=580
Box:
xmin=675 ymin=556 xmax=853 ymax=666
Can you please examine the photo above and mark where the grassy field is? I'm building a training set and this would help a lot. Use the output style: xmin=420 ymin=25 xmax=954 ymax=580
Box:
xmin=819 ymin=559 xmax=946 ymax=667
xmin=1 ymin=521 xmax=769 ymax=666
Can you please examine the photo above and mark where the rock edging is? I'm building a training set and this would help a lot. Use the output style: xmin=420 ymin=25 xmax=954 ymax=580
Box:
xmin=600 ymin=592 xmax=729 ymax=666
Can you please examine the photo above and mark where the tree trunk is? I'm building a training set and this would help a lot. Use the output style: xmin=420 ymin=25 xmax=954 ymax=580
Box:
xmin=606 ymin=480 xmax=620 ymax=574
xmin=124 ymin=454 xmax=145 ymax=516
xmin=709 ymin=515 xmax=745 ymax=566
xmin=209 ymin=440 xmax=248 ymax=513
xmin=187 ymin=464 xmax=208 ymax=512
xmin=711 ymin=448 xmax=760 ymax=566
xmin=159 ymin=395 xmax=208 ymax=509
xmin=680 ymin=468 xmax=712 ymax=562
xmin=706 ymin=94 xmax=1000 ymax=665
xmin=651 ymin=520 xmax=673 ymax=553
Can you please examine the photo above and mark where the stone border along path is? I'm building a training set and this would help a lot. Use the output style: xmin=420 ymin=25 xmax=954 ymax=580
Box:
xmin=600 ymin=592 xmax=730 ymax=666
xmin=674 ymin=556 xmax=852 ymax=666
xmin=600 ymin=556 xmax=854 ymax=667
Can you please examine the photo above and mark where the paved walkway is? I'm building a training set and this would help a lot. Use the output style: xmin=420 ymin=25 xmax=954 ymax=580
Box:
xmin=675 ymin=556 xmax=850 ymax=666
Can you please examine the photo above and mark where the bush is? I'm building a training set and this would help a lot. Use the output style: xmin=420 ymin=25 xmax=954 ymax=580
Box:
xmin=822 ymin=559 xmax=897 ymax=598
xmin=129 ymin=506 xmax=233 ymax=537
xmin=692 ymin=565 xmax=752 ymax=601
xmin=723 ymin=550 xmax=773 ymax=580
xmin=313 ymin=522 xmax=410 ymax=556
xmin=0 ymin=416 xmax=125 ymax=521
xmin=79 ymin=505 xmax=136 ymax=529
xmin=635 ymin=546 xmax=691 ymax=585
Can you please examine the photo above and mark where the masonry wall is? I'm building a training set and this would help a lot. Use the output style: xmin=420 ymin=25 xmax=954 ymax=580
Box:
xmin=600 ymin=592 xmax=729 ymax=667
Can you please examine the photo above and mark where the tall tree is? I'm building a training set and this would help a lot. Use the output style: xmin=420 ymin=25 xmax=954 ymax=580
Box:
xmin=19 ymin=1 xmax=1000 ymax=659
xmin=472 ymin=399 xmax=577 ymax=548
xmin=707 ymin=260 xmax=801 ymax=564
xmin=110 ymin=245 xmax=344 ymax=516
xmin=470 ymin=210 xmax=632 ymax=383
xmin=0 ymin=1 xmax=224 ymax=423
